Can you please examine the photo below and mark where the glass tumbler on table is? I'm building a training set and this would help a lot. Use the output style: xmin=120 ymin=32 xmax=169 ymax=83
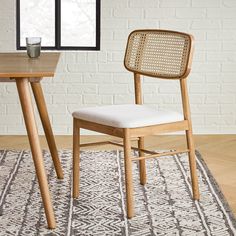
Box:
xmin=26 ymin=37 xmax=41 ymax=59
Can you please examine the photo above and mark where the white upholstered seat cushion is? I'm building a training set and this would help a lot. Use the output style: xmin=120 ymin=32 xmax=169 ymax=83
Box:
xmin=72 ymin=104 xmax=183 ymax=128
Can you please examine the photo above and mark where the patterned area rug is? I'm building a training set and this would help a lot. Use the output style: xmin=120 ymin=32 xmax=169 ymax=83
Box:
xmin=0 ymin=149 xmax=236 ymax=235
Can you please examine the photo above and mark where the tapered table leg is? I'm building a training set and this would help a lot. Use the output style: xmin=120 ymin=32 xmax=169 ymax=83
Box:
xmin=31 ymin=81 xmax=63 ymax=179
xmin=16 ymin=78 xmax=56 ymax=229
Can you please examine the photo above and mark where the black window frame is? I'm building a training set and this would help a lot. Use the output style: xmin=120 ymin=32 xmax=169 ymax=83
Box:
xmin=16 ymin=0 xmax=101 ymax=51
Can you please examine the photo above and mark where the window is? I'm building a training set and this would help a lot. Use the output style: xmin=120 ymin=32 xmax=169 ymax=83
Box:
xmin=16 ymin=0 xmax=100 ymax=50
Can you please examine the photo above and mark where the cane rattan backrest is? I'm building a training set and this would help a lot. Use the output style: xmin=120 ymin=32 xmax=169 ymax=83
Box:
xmin=124 ymin=29 xmax=194 ymax=79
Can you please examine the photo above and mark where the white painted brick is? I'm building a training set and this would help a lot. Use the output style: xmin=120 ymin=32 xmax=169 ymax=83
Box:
xmin=160 ymin=0 xmax=191 ymax=7
xmin=64 ymin=52 xmax=77 ymax=64
xmin=193 ymin=52 xmax=206 ymax=62
xmin=190 ymin=30 xmax=206 ymax=40
xmin=6 ymin=104 xmax=22 ymax=114
xmin=98 ymin=63 xmax=126 ymax=73
xmin=220 ymin=95 xmax=236 ymax=104
xmin=191 ymin=105 xmax=220 ymax=115
xmin=223 ymin=20 xmax=236 ymax=29
xmin=113 ymin=30 xmax=131 ymax=40
xmin=114 ymin=95 xmax=134 ymax=104
xmin=222 ymin=63 xmax=236 ymax=72
xmin=62 ymin=74 xmax=83 ymax=83
xmin=144 ymin=94 xmax=173 ymax=104
xmin=101 ymin=95 xmax=113 ymax=105
xmin=192 ymin=116 xmax=205 ymax=125
xmin=205 ymin=74 xmax=221 ymax=83
xmin=67 ymin=63 xmax=98 ymax=73
xmin=189 ymin=95 xmax=204 ymax=104
xmin=83 ymin=95 xmax=101 ymax=104
xmin=67 ymin=84 xmax=97 ymax=94
xmin=0 ymin=94 xmax=20 ymax=104
xmin=129 ymin=0 xmax=157 ymax=7
xmin=49 ymin=126 xmax=69 ymax=135
xmin=53 ymin=115 xmax=72 ymax=125
xmin=0 ymin=105 xmax=6 ymax=115
xmin=220 ymin=104 xmax=236 ymax=114
xmin=99 ymin=84 xmax=129 ymax=95
xmin=53 ymin=94 xmax=82 ymax=104
xmin=101 ymin=40 xmax=126 ymax=51
xmin=145 ymin=8 xmax=175 ymax=18
xmin=192 ymin=62 xmax=221 ymax=72
xmin=114 ymin=8 xmax=143 ymax=18
xmin=83 ymin=73 xmax=113 ymax=83
xmin=190 ymin=84 xmax=220 ymax=94
xmin=102 ymin=19 xmax=127 ymax=29
xmin=0 ymin=115 xmax=22 ymax=125
xmin=191 ymin=20 xmax=221 ymax=29
xmin=44 ymin=84 xmax=67 ymax=94
xmin=76 ymin=52 xmax=87 ymax=63
xmin=176 ymin=8 xmax=206 ymax=18
xmin=113 ymin=73 xmax=132 ymax=84
xmin=67 ymin=105 xmax=83 ymax=114
xmin=5 ymin=84 xmax=17 ymax=93
xmin=221 ymin=73 xmax=236 ymax=82
xmin=98 ymin=52 xmax=108 ymax=63
xmin=189 ymin=73 xmax=205 ymax=83
xmin=192 ymin=0 xmax=221 ymax=7
xmin=102 ymin=8 xmax=113 ymax=18
xmin=101 ymin=30 xmax=113 ymax=40
xmin=205 ymin=116 xmax=221 ymax=126
xmin=129 ymin=19 xmax=159 ymax=29
xmin=6 ymin=126 xmax=27 ymax=135
xmin=86 ymin=52 xmax=98 ymax=63
xmin=159 ymin=84 xmax=180 ymax=93
xmin=46 ymin=105 xmax=67 ymax=114
xmin=207 ymin=52 xmax=236 ymax=61
xmin=112 ymin=52 xmax=124 ymax=62
xmin=222 ymin=43 xmax=236 ymax=51
xmin=207 ymin=31 xmax=236 ymax=40
xmin=0 ymin=83 xmax=6 ymax=94
xmin=223 ymin=0 xmax=236 ymax=7
xmin=222 ymin=84 xmax=236 ymax=93
xmin=207 ymin=8 xmax=236 ymax=18
xmin=160 ymin=20 xmax=191 ymax=29
xmin=220 ymin=116 xmax=235 ymax=126
xmin=0 ymin=126 xmax=6 ymax=133
xmin=219 ymin=126 xmax=236 ymax=134
xmin=143 ymin=84 xmax=158 ymax=93
xmin=102 ymin=0 xmax=128 ymax=8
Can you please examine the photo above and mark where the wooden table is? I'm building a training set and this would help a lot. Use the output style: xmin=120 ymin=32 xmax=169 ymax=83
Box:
xmin=0 ymin=53 xmax=64 ymax=229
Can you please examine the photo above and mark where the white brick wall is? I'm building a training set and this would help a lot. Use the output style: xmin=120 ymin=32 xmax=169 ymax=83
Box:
xmin=0 ymin=0 xmax=236 ymax=134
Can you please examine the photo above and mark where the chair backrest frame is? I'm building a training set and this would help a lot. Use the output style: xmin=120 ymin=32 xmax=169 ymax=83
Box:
xmin=124 ymin=29 xmax=194 ymax=80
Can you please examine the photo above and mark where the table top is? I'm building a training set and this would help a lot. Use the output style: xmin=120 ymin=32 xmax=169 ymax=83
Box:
xmin=0 ymin=53 xmax=60 ymax=78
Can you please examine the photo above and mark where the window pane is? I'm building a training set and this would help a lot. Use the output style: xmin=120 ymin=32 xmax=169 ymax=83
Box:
xmin=20 ymin=0 xmax=55 ymax=47
xmin=61 ymin=0 xmax=96 ymax=47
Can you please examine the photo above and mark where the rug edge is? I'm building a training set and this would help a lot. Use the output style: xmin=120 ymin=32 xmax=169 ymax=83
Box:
xmin=195 ymin=150 xmax=236 ymax=229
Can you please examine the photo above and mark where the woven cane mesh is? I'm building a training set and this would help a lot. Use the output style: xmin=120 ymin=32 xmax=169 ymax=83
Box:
xmin=124 ymin=30 xmax=192 ymax=79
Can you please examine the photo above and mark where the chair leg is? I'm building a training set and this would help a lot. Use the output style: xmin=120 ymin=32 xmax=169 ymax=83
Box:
xmin=123 ymin=129 xmax=134 ymax=218
xmin=185 ymin=130 xmax=200 ymax=200
xmin=138 ymin=137 xmax=146 ymax=185
xmin=73 ymin=119 xmax=80 ymax=198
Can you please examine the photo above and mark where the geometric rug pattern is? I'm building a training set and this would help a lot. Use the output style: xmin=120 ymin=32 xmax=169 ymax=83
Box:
xmin=0 ymin=149 xmax=236 ymax=235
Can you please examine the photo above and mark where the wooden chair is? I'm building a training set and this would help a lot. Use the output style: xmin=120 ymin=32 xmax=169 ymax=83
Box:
xmin=72 ymin=29 xmax=200 ymax=218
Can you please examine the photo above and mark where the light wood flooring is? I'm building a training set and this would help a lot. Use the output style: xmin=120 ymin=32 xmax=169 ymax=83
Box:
xmin=0 ymin=135 xmax=235 ymax=216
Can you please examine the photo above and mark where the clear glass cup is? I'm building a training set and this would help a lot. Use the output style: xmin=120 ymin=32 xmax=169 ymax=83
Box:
xmin=26 ymin=37 xmax=41 ymax=59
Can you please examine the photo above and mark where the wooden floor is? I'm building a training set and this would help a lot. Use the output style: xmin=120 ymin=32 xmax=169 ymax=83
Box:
xmin=0 ymin=135 xmax=236 ymax=216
